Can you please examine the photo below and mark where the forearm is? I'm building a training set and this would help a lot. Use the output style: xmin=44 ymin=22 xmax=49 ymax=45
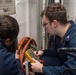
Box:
xmin=42 ymin=56 xmax=76 ymax=75
xmin=42 ymin=65 xmax=68 ymax=75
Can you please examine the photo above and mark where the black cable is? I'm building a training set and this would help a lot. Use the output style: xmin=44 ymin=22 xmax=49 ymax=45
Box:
xmin=58 ymin=48 xmax=76 ymax=75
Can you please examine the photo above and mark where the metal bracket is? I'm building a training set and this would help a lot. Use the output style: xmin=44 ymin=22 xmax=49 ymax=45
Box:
xmin=24 ymin=60 xmax=30 ymax=75
xmin=23 ymin=60 xmax=35 ymax=75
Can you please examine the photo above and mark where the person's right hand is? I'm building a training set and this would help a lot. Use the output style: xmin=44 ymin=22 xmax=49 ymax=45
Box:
xmin=34 ymin=50 xmax=43 ymax=57
xmin=31 ymin=58 xmax=43 ymax=73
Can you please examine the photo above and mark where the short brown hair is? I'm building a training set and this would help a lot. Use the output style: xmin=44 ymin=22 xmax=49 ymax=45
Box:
xmin=41 ymin=3 xmax=68 ymax=24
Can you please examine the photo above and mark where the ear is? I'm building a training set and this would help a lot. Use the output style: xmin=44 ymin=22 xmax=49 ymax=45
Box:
xmin=52 ymin=20 xmax=58 ymax=28
xmin=5 ymin=38 xmax=11 ymax=46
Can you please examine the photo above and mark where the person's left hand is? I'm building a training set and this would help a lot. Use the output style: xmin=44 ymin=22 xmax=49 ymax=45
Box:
xmin=31 ymin=58 xmax=43 ymax=73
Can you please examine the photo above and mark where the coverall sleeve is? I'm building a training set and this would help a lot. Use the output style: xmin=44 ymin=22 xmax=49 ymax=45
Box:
xmin=42 ymin=56 xmax=76 ymax=75
xmin=42 ymin=32 xmax=76 ymax=75
xmin=3 ymin=52 xmax=23 ymax=75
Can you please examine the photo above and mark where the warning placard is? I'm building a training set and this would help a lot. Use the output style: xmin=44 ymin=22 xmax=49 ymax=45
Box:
xmin=0 ymin=0 xmax=15 ymax=15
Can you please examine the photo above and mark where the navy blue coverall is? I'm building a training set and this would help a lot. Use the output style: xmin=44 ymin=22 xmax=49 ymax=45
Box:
xmin=0 ymin=39 xmax=23 ymax=75
xmin=41 ymin=20 xmax=76 ymax=75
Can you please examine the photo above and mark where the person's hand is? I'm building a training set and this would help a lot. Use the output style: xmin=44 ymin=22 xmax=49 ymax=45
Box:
xmin=31 ymin=58 xmax=43 ymax=73
xmin=15 ymin=50 xmax=20 ymax=59
xmin=34 ymin=50 xmax=43 ymax=57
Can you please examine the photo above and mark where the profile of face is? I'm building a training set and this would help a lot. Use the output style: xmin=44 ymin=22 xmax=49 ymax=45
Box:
xmin=42 ymin=15 xmax=55 ymax=36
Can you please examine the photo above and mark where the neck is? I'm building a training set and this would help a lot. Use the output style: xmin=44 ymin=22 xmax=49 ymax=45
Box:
xmin=58 ymin=22 xmax=71 ymax=40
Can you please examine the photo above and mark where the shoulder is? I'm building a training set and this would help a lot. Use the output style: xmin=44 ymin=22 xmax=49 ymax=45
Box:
xmin=0 ymin=42 xmax=23 ymax=75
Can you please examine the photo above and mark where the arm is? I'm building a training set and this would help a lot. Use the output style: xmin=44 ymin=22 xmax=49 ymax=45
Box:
xmin=31 ymin=51 xmax=76 ymax=75
xmin=31 ymin=32 xmax=76 ymax=75
xmin=2 ymin=50 xmax=23 ymax=75
xmin=42 ymin=56 xmax=76 ymax=75
xmin=42 ymin=33 xmax=76 ymax=75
